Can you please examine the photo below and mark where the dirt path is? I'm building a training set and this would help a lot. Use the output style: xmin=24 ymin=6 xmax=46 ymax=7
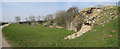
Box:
xmin=0 ymin=24 xmax=11 ymax=48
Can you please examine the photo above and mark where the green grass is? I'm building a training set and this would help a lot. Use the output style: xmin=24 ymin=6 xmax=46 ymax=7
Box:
xmin=84 ymin=18 xmax=118 ymax=47
xmin=96 ymin=6 xmax=118 ymax=24
xmin=2 ymin=18 xmax=118 ymax=47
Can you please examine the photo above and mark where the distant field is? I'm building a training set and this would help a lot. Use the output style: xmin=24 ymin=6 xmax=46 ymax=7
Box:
xmin=2 ymin=19 xmax=118 ymax=47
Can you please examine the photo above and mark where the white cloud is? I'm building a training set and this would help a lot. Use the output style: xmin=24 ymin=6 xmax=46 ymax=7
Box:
xmin=1 ymin=0 xmax=120 ymax=2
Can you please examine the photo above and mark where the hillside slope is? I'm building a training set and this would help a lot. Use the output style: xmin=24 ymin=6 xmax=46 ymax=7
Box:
xmin=65 ymin=5 xmax=118 ymax=39
xmin=2 ymin=5 xmax=118 ymax=47
xmin=2 ymin=18 xmax=118 ymax=47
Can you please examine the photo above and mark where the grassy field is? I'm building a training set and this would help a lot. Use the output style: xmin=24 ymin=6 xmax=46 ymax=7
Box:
xmin=2 ymin=19 xmax=118 ymax=47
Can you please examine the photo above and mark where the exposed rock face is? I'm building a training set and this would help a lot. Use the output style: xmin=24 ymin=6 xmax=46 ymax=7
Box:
xmin=66 ymin=14 xmax=84 ymax=31
xmin=66 ymin=7 xmax=102 ymax=32
xmin=64 ymin=24 xmax=92 ymax=39
xmin=65 ymin=8 xmax=102 ymax=39
xmin=64 ymin=5 xmax=118 ymax=39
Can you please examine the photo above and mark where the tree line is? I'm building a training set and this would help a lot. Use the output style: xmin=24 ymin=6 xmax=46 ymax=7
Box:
xmin=15 ymin=5 xmax=105 ymax=26
xmin=15 ymin=7 xmax=79 ymax=26
xmin=15 ymin=14 xmax=54 ymax=23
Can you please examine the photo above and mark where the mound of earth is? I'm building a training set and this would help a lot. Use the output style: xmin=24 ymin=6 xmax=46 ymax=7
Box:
xmin=64 ymin=5 xmax=118 ymax=39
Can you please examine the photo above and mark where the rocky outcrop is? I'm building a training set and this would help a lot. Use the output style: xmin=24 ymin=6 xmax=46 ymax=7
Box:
xmin=64 ymin=5 xmax=118 ymax=39
xmin=66 ymin=7 xmax=102 ymax=32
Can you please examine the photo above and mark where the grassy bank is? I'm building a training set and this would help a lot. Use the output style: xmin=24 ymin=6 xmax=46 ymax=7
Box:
xmin=2 ymin=19 xmax=118 ymax=47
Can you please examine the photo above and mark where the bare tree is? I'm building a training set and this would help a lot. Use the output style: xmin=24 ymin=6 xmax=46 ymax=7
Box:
xmin=15 ymin=16 xmax=20 ymax=23
xmin=37 ymin=16 xmax=41 ymax=21
xmin=55 ymin=10 xmax=67 ymax=26
xmin=24 ymin=17 xmax=30 ymax=24
xmin=66 ymin=6 xmax=79 ymax=22
xmin=29 ymin=16 xmax=35 ymax=25
xmin=29 ymin=16 xmax=35 ymax=21
xmin=41 ymin=16 xmax=46 ymax=20
xmin=54 ymin=7 xmax=79 ymax=27
xmin=25 ymin=18 xmax=28 ymax=21
xmin=45 ymin=14 xmax=54 ymax=21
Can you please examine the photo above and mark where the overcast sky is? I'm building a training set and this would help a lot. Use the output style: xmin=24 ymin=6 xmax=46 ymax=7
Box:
xmin=1 ymin=0 xmax=120 ymax=2
xmin=0 ymin=0 xmax=119 ymax=22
